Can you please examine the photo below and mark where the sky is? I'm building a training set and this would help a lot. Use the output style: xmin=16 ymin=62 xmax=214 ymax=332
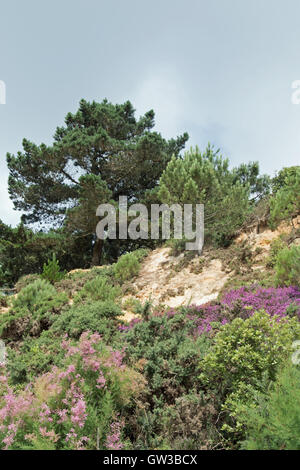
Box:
xmin=0 ymin=0 xmax=300 ymax=226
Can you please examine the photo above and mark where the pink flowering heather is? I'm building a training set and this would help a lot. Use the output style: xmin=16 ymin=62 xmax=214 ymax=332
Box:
xmin=105 ymin=420 xmax=124 ymax=450
xmin=0 ymin=332 xmax=134 ymax=450
xmin=186 ymin=285 xmax=300 ymax=334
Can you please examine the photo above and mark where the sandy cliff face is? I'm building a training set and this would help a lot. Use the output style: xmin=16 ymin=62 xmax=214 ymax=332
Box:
xmin=126 ymin=247 xmax=229 ymax=309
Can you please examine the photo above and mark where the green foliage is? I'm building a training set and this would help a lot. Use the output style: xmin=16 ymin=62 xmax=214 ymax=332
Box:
xmin=270 ymin=166 xmax=300 ymax=228
xmin=6 ymin=330 xmax=64 ymax=384
xmin=266 ymin=236 xmax=286 ymax=268
xmin=113 ymin=249 xmax=148 ymax=282
xmin=272 ymin=165 xmax=300 ymax=193
xmin=232 ymin=161 xmax=271 ymax=201
xmin=134 ymin=299 xmax=153 ymax=321
xmin=241 ymin=363 xmax=300 ymax=450
xmin=199 ymin=311 xmax=300 ymax=439
xmin=0 ymin=279 xmax=68 ymax=340
xmin=0 ymin=220 xmax=91 ymax=287
xmin=125 ymin=311 xmax=211 ymax=448
xmin=157 ymin=145 xmax=251 ymax=247
xmin=275 ymin=244 xmax=300 ymax=287
xmin=54 ymin=266 xmax=112 ymax=297
xmin=15 ymin=274 xmax=40 ymax=292
xmin=75 ymin=273 xmax=121 ymax=303
xmin=41 ymin=254 xmax=66 ymax=284
xmin=0 ymin=333 xmax=145 ymax=450
xmin=161 ymin=392 xmax=220 ymax=450
xmin=165 ymin=238 xmax=188 ymax=256
xmin=7 ymin=99 xmax=188 ymax=264
xmin=51 ymin=300 xmax=122 ymax=341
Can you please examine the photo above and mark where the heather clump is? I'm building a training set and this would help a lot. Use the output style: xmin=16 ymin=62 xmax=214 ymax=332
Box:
xmin=187 ymin=285 xmax=300 ymax=334
xmin=0 ymin=332 xmax=145 ymax=450
xmin=221 ymin=285 xmax=300 ymax=318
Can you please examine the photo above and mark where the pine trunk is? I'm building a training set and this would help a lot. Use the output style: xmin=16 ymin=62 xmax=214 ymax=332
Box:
xmin=91 ymin=238 xmax=103 ymax=266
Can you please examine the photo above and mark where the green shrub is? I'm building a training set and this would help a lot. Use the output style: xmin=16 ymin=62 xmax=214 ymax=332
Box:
xmin=6 ymin=330 xmax=64 ymax=384
xmin=125 ymin=311 xmax=211 ymax=448
xmin=51 ymin=300 xmax=122 ymax=340
xmin=165 ymin=238 xmax=187 ymax=256
xmin=113 ymin=249 xmax=148 ymax=282
xmin=266 ymin=237 xmax=286 ymax=268
xmin=270 ymin=167 xmax=300 ymax=228
xmin=241 ymin=363 xmax=300 ymax=450
xmin=41 ymin=254 xmax=66 ymax=284
xmin=0 ymin=279 xmax=68 ymax=340
xmin=75 ymin=274 xmax=121 ymax=303
xmin=15 ymin=273 xmax=40 ymax=292
xmin=275 ymin=244 xmax=300 ymax=287
xmin=161 ymin=392 xmax=220 ymax=450
xmin=55 ymin=266 xmax=113 ymax=297
xmin=199 ymin=311 xmax=300 ymax=440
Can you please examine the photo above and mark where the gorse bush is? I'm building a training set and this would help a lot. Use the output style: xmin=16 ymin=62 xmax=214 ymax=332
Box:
xmin=124 ymin=310 xmax=211 ymax=448
xmin=113 ymin=253 xmax=139 ymax=282
xmin=241 ymin=363 xmax=300 ymax=450
xmin=275 ymin=244 xmax=300 ymax=287
xmin=51 ymin=300 xmax=122 ymax=341
xmin=0 ymin=279 xmax=67 ymax=340
xmin=75 ymin=274 xmax=121 ymax=304
xmin=6 ymin=330 xmax=64 ymax=384
xmin=41 ymin=254 xmax=66 ymax=284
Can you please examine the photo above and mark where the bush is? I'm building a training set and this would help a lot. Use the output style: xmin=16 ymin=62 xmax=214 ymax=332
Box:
xmin=270 ymin=167 xmax=300 ymax=228
xmin=165 ymin=238 xmax=187 ymax=256
xmin=266 ymin=237 xmax=286 ymax=268
xmin=15 ymin=274 xmax=40 ymax=292
xmin=113 ymin=249 xmax=148 ymax=282
xmin=0 ymin=332 xmax=145 ymax=449
xmin=199 ymin=311 xmax=300 ymax=441
xmin=124 ymin=310 xmax=211 ymax=448
xmin=41 ymin=254 xmax=66 ymax=284
xmin=55 ymin=266 xmax=113 ymax=297
xmin=75 ymin=274 xmax=121 ymax=303
xmin=241 ymin=363 xmax=300 ymax=450
xmin=161 ymin=392 xmax=220 ymax=450
xmin=51 ymin=300 xmax=122 ymax=341
xmin=0 ymin=279 xmax=68 ymax=340
xmin=275 ymin=244 xmax=300 ymax=287
xmin=6 ymin=330 xmax=64 ymax=384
